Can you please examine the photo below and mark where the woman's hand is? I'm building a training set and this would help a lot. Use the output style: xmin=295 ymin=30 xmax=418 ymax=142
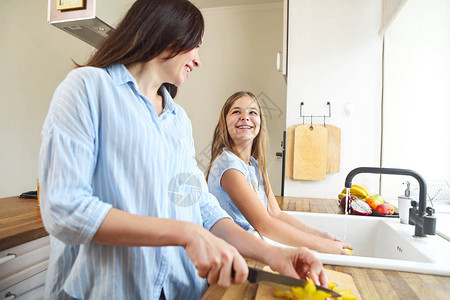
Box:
xmin=267 ymin=246 xmax=328 ymax=287
xmin=182 ymin=223 xmax=248 ymax=288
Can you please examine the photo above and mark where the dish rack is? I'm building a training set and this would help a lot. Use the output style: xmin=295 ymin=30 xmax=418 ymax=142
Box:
xmin=410 ymin=180 xmax=450 ymax=204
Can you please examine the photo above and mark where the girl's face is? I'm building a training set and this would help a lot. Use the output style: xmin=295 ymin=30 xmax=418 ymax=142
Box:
xmin=161 ymin=47 xmax=201 ymax=87
xmin=226 ymin=96 xmax=261 ymax=147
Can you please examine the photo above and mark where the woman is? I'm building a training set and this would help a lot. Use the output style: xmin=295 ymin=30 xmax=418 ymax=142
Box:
xmin=39 ymin=1 xmax=327 ymax=299
xmin=207 ymin=91 xmax=353 ymax=255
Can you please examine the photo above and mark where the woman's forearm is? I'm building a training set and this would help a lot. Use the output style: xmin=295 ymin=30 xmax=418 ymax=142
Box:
xmin=92 ymin=208 xmax=194 ymax=247
xmin=93 ymin=210 xmax=252 ymax=287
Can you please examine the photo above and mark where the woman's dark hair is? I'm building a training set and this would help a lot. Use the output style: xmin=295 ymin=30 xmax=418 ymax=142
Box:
xmin=79 ymin=0 xmax=204 ymax=97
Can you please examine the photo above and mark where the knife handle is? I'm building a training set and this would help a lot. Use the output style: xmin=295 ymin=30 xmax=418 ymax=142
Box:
xmin=232 ymin=267 xmax=258 ymax=283
xmin=247 ymin=267 xmax=258 ymax=283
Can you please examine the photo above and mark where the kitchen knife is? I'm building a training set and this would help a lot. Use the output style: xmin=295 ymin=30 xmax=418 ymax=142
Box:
xmin=247 ymin=267 xmax=341 ymax=298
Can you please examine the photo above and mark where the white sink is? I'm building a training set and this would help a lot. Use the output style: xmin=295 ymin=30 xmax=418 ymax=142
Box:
xmin=262 ymin=211 xmax=450 ymax=276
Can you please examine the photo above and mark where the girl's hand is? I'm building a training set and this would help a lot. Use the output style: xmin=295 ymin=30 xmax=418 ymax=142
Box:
xmin=318 ymin=231 xmax=342 ymax=242
xmin=319 ymin=239 xmax=354 ymax=255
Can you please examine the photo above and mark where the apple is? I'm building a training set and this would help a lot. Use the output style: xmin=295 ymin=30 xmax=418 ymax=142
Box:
xmin=375 ymin=204 xmax=389 ymax=215
xmin=384 ymin=203 xmax=395 ymax=215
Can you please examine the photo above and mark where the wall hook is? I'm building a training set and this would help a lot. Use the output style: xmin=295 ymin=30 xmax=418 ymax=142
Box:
xmin=299 ymin=101 xmax=331 ymax=125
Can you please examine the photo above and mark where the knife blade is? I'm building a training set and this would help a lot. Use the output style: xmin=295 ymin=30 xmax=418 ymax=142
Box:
xmin=247 ymin=267 xmax=341 ymax=298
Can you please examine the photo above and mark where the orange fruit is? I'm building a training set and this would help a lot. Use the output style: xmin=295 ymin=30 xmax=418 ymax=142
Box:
xmin=365 ymin=197 xmax=382 ymax=210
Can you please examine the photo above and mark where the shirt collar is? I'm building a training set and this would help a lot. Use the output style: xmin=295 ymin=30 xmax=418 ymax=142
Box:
xmin=106 ymin=64 xmax=176 ymax=114
xmin=160 ymin=85 xmax=176 ymax=114
xmin=107 ymin=64 xmax=135 ymax=86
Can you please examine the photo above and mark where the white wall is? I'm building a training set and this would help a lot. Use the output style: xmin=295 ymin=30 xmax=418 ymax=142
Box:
xmin=178 ymin=3 xmax=286 ymax=195
xmin=381 ymin=0 xmax=450 ymax=200
xmin=0 ymin=0 xmax=93 ymax=197
xmin=284 ymin=0 xmax=383 ymax=199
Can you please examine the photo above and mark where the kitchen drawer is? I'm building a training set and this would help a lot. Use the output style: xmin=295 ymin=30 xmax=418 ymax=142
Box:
xmin=0 ymin=236 xmax=49 ymax=291
xmin=17 ymin=285 xmax=45 ymax=300
xmin=0 ymin=236 xmax=49 ymax=262
xmin=0 ymin=269 xmax=47 ymax=300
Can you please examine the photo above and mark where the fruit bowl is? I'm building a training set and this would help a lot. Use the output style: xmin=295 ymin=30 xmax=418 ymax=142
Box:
xmin=369 ymin=211 xmax=399 ymax=218
xmin=337 ymin=200 xmax=399 ymax=218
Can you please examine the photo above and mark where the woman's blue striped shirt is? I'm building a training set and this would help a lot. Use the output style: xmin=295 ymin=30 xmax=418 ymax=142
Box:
xmin=39 ymin=64 xmax=229 ymax=299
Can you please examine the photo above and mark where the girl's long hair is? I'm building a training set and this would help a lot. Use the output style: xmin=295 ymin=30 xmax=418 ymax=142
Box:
xmin=206 ymin=91 xmax=271 ymax=198
xmin=77 ymin=0 xmax=204 ymax=98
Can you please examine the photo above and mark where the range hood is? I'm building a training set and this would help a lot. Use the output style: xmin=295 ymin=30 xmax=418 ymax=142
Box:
xmin=48 ymin=0 xmax=135 ymax=48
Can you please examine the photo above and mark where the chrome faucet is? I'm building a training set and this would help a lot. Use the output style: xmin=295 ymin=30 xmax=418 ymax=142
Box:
xmin=345 ymin=167 xmax=436 ymax=237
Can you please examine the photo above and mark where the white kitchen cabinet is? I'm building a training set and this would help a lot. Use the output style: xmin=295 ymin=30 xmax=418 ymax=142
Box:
xmin=0 ymin=236 xmax=49 ymax=300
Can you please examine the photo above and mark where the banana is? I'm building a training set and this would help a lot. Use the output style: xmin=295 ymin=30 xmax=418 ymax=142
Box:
xmin=351 ymin=187 xmax=369 ymax=198
xmin=338 ymin=193 xmax=346 ymax=199
xmin=352 ymin=186 xmax=369 ymax=197
xmin=352 ymin=184 xmax=370 ymax=196
xmin=340 ymin=185 xmax=370 ymax=199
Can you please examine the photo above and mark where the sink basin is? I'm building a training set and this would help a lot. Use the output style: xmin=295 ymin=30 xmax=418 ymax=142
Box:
xmin=261 ymin=211 xmax=450 ymax=276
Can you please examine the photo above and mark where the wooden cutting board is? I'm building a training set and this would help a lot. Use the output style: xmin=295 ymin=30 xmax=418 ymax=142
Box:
xmin=293 ymin=125 xmax=328 ymax=180
xmin=285 ymin=124 xmax=340 ymax=178
xmin=324 ymin=124 xmax=341 ymax=173
xmin=255 ymin=267 xmax=361 ymax=300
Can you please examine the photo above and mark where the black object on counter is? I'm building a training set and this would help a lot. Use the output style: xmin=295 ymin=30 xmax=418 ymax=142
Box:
xmin=19 ymin=191 xmax=37 ymax=199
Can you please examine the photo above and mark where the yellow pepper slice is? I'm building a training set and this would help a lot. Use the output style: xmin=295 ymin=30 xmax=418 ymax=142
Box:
xmin=273 ymin=279 xmax=357 ymax=300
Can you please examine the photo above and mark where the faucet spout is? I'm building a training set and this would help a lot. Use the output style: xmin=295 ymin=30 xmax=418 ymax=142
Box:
xmin=345 ymin=167 xmax=432 ymax=237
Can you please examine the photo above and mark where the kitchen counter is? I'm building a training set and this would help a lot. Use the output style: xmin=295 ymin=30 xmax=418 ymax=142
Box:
xmin=1 ymin=195 xmax=449 ymax=298
xmin=202 ymin=196 xmax=450 ymax=299
xmin=0 ymin=196 xmax=47 ymax=251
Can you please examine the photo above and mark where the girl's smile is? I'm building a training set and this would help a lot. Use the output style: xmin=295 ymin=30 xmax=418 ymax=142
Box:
xmin=226 ymin=96 xmax=261 ymax=147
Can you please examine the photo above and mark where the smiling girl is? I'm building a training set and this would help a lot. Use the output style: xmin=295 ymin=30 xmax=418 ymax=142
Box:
xmin=207 ymin=91 xmax=353 ymax=255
